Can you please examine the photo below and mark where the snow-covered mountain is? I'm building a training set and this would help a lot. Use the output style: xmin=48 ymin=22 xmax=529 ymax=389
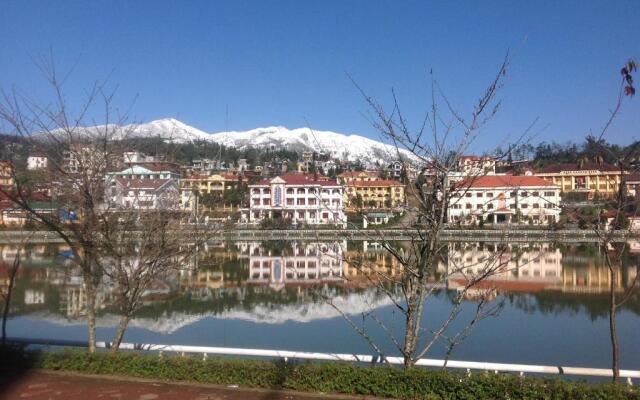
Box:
xmin=82 ymin=118 xmax=415 ymax=164
xmin=124 ymin=118 xmax=212 ymax=142
xmin=208 ymin=125 xmax=415 ymax=164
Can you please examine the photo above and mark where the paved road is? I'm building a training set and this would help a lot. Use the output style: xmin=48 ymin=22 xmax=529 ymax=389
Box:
xmin=0 ymin=370 xmax=383 ymax=400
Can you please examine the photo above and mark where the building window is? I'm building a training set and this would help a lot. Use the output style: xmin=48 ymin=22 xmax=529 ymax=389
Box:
xmin=533 ymin=203 xmax=540 ymax=208
xmin=476 ymin=193 xmax=483 ymax=198
xmin=465 ymin=203 xmax=472 ymax=209
xmin=521 ymin=204 xmax=528 ymax=209
xmin=297 ymin=198 xmax=305 ymax=205
xmin=286 ymin=188 xmax=294 ymax=194
xmin=286 ymin=199 xmax=293 ymax=205
xmin=544 ymin=191 xmax=555 ymax=197
xmin=465 ymin=193 xmax=472 ymax=198
xmin=263 ymin=199 xmax=270 ymax=205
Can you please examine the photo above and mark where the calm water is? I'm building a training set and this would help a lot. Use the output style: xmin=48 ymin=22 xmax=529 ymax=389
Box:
xmin=2 ymin=240 xmax=639 ymax=369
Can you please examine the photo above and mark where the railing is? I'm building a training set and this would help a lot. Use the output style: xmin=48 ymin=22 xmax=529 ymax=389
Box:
xmin=8 ymin=337 xmax=638 ymax=384
xmin=0 ymin=229 xmax=635 ymax=243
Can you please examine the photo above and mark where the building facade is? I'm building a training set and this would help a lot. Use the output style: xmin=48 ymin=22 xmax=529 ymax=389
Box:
xmin=0 ymin=161 xmax=14 ymax=188
xmin=534 ymin=163 xmax=623 ymax=199
xmin=244 ymin=174 xmax=347 ymax=226
xmin=336 ymin=170 xmax=380 ymax=185
xmin=105 ymin=162 xmax=181 ymax=184
xmin=27 ymin=154 xmax=48 ymax=171
xmin=180 ymin=172 xmax=247 ymax=211
xmin=344 ymin=179 xmax=406 ymax=209
xmin=106 ymin=177 xmax=180 ymax=210
xmin=448 ymin=175 xmax=561 ymax=225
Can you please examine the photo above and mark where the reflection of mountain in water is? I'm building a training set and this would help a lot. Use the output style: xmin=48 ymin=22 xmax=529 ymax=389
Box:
xmin=25 ymin=289 xmax=393 ymax=334
xmin=3 ymin=240 xmax=640 ymax=332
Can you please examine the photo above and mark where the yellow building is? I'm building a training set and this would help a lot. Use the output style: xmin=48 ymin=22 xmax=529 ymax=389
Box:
xmin=534 ymin=163 xmax=624 ymax=199
xmin=337 ymin=170 xmax=380 ymax=185
xmin=344 ymin=179 xmax=405 ymax=209
xmin=0 ymin=161 xmax=14 ymax=188
xmin=180 ymin=172 xmax=247 ymax=210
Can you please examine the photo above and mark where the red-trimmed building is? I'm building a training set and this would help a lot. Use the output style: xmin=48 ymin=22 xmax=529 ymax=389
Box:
xmin=448 ymin=175 xmax=561 ymax=225
xmin=243 ymin=174 xmax=347 ymax=227
xmin=106 ymin=177 xmax=179 ymax=210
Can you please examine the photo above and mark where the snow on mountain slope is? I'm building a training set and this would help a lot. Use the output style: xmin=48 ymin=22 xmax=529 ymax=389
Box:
xmin=123 ymin=118 xmax=212 ymax=142
xmin=208 ymin=126 xmax=415 ymax=164
xmin=48 ymin=118 xmax=416 ymax=164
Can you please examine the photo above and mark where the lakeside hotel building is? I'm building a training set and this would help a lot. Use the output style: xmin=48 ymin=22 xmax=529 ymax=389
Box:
xmin=448 ymin=175 xmax=561 ymax=225
xmin=244 ymin=174 xmax=347 ymax=227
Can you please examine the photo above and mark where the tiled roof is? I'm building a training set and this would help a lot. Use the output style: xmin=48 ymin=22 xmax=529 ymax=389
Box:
xmin=459 ymin=155 xmax=494 ymax=162
xmin=253 ymin=174 xmax=340 ymax=187
xmin=132 ymin=162 xmax=181 ymax=172
xmin=536 ymin=162 xmax=619 ymax=173
xmin=114 ymin=177 xmax=174 ymax=190
xmin=623 ymin=173 xmax=640 ymax=183
xmin=338 ymin=170 xmax=380 ymax=178
xmin=458 ymin=175 xmax=556 ymax=189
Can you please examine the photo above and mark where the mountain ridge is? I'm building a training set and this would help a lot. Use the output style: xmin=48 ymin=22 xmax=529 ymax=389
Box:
xmin=120 ymin=118 xmax=416 ymax=165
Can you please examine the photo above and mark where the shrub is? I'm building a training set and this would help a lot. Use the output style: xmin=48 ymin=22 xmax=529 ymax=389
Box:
xmin=1 ymin=348 xmax=638 ymax=400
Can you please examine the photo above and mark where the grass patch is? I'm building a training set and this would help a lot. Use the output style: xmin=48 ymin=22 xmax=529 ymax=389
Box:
xmin=1 ymin=347 xmax=639 ymax=399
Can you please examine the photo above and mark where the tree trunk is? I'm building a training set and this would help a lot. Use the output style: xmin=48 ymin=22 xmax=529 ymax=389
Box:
xmin=84 ymin=279 xmax=98 ymax=353
xmin=609 ymin=266 xmax=620 ymax=383
xmin=1 ymin=284 xmax=13 ymax=346
xmin=2 ymin=259 xmax=19 ymax=346
xmin=403 ymin=288 xmax=419 ymax=368
xmin=110 ymin=314 xmax=131 ymax=353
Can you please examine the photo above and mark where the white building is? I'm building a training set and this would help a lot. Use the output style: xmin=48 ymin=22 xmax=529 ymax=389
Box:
xmin=27 ymin=154 xmax=48 ymax=170
xmin=458 ymin=155 xmax=496 ymax=176
xmin=107 ymin=177 xmax=180 ymax=210
xmin=105 ymin=163 xmax=181 ymax=183
xmin=243 ymin=174 xmax=347 ymax=227
xmin=448 ymin=175 xmax=561 ymax=225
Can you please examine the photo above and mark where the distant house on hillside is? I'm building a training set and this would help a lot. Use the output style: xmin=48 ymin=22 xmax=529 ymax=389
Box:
xmin=27 ymin=153 xmax=48 ymax=171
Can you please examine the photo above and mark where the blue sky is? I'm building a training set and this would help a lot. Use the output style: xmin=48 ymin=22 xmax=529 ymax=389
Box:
xmin=1 ymin=0 xmax=638 ymax=151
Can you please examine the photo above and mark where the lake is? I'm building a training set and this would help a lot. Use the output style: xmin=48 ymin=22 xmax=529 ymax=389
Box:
xmin=2 ymin=239 xmax=639 ymax=370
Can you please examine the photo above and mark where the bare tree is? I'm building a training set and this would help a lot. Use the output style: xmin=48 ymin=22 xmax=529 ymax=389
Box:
xmin=0 ymin=58 xmax=219 ymax=353
xmin=100 ymin=204 xmax=207 ymax=352
xmin=588 ymin=59 xmax=638 ymax=383
xmin=323 ymin=54 xmax=554 ymax=368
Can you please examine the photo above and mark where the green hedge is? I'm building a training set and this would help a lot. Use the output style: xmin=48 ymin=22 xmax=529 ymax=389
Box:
xmin=2 ymin=348 xmax=639 ymax=400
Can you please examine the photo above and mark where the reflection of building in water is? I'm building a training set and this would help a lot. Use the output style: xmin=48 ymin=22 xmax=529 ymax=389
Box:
xmin=445 ymin=242 xmax=564 ymax=292
xmin=559 ymin=247 xmax=628 ymax=294
xmin=180 ymin=243 xmax=243 ymax=290
xmin=247 ymin=241 xmax=345 ymax=289
xmin=344 ymin=241 xmax=405 ymax=287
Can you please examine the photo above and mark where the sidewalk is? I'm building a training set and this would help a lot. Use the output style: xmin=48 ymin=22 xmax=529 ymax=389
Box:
xmin=0 ymin=370 xmax=383 ymax=400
